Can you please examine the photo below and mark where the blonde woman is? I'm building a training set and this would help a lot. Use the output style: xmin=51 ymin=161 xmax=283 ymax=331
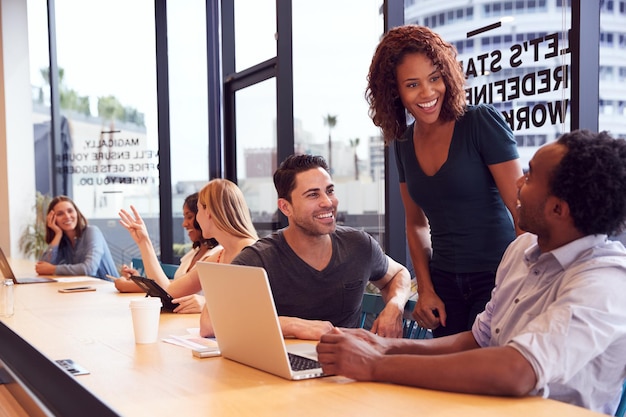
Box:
xmin=118 ymin=179 xmax=258 ymax=314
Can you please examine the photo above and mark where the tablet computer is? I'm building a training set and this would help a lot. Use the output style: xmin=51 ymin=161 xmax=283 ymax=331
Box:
xmin=129 ymin=276 xmax=179 ymax=311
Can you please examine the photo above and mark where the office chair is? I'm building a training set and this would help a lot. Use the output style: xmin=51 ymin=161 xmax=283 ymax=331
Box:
xmin=131 ymin=258 xmax=178 ymax=280
xmin=616 ymin=379 xmax=626 ymax=417
xmin=360 ymin=293 xmax=430 ymax=339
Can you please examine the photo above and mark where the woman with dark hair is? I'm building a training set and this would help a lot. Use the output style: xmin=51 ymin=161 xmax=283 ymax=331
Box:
xmin=367 ymin=25 xmax=523 ymax=337
xmin=35 ymin=195 xmax=117 ymax=280
xmin=174 ymin=193 xmax=218 ymax=277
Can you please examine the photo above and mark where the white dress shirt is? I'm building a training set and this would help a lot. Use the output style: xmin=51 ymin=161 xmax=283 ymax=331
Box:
xmin=473 ymin=233 xmax=626 ymax=414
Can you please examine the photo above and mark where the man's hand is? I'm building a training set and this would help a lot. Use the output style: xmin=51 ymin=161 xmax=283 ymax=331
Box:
xmin=279 ymin=316 xmax=333 ymax=340
xmin=369 ymin=304 xmax=404 ymax=338
xmin=316 ymin=328 xmax=385 ymax=380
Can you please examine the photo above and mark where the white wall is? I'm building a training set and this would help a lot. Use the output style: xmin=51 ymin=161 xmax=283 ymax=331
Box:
xmin=0 ymin=0 xmax=37 ymax=257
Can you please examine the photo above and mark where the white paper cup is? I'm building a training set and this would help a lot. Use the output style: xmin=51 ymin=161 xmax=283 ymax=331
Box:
xmin=129 ymin=297 xmax=162 ymax=344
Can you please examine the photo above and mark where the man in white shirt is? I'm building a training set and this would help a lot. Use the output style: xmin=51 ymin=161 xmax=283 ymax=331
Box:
xmin=316 ymin=129 xmax=626 ymax=415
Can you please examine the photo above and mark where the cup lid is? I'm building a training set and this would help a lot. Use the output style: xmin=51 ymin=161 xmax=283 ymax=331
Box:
xmin=129 ymin=297 xmax=163 ymax=308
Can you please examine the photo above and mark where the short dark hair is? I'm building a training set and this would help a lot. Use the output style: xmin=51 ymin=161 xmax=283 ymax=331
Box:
xmin=551 ymin=129 xmax=626 ymax=236
xmin=273 ymin=154 xmax=329 ymax=201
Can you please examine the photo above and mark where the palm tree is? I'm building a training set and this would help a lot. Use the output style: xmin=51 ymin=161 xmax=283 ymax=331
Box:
xmin=323 ymin=114 xmax=337 ymax=173
xmin=349 ymin=137 xmax=360 ymax=180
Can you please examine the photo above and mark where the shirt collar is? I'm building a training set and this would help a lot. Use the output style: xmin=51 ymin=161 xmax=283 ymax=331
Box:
xmin=523 ymin=234 xmax=608 ymax=269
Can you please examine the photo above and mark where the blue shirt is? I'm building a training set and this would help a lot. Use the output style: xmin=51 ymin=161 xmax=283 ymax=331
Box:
xmin=473 ymin=233 xmax=626 ymax=414
xmin=41 ymin=225 xmax=117 ymax=280
xmin=395 ymin=104 xmax=519 ymax=273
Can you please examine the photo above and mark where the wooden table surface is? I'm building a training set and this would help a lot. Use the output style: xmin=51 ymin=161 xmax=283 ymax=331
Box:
xmin=0 ymin=259 xmax=604 ymax=417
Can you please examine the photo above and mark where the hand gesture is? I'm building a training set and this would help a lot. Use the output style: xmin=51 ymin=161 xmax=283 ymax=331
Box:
xmin=118 ymin=206 xmax=151 ymax=245
xmin=46 ymin=211 xmax=62 ymax=237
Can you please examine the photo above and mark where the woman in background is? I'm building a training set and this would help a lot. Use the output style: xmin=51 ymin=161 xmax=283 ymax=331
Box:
xmin=36 ymin=195 xmax=117 ymax=280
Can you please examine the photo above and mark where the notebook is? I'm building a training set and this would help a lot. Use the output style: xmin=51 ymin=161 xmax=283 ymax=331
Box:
xmin=196 ymin=261 xmax=326 ymax=380
xmin=0 ymin=247 xmax=57 ymax=284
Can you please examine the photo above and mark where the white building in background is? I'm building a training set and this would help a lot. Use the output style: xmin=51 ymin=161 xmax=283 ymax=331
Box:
xmin=405 ymin=0 xmax=626 ymax=169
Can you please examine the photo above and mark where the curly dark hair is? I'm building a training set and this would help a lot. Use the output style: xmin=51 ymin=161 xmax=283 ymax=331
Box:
xmin=366 ymin=25 xmax=467 ymax=144
xmin=273 ymin=154 xmax=329 ymax=202
xmin=550 ymin=130 xmax=626 ymax=236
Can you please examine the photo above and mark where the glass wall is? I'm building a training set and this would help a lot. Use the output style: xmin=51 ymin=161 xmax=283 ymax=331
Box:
xmin=167 ymin=0 xmax=210 ymax=261
xmin=29 ymin=0 xmax=159 ymax=268
xmin=235 ymin=78 xmax=277 ymax=237
xmin=598 ymin=0 xmax=626 ymax=138
xmin=25 ymin=0 xmax=620 ymax=266
xmin=292 ymin=0 xmax=386 ymax=244
xmin=234 ymin=0 xmax=276 ymax=72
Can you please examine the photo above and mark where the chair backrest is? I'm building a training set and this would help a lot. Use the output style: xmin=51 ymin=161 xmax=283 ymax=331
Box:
xmin=615 ymin=379 xmax=626 ymax=417
xmin=131 ymin=257 xmax=178 ymax=280
xmin=160 ymin=263 xmax=179 ymax=280
xmin=360 ymin=293 xmax=430 ymax=339
xmin=131 ymin=258 xmax=145 ymax=275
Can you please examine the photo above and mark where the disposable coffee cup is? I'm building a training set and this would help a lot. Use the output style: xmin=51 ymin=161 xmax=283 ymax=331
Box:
xmin=129 ymin=297 xmax=162 ymax=344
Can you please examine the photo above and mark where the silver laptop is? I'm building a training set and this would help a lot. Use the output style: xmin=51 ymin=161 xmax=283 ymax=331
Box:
xmin=197 ymin=261 xmax=326 ymax=380
xmin=0 ymin=247 xmax=57 ymax=284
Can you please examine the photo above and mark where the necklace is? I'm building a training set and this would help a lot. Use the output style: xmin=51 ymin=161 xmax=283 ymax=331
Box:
xmin=215 ymin=248 xmax=225 ymax=264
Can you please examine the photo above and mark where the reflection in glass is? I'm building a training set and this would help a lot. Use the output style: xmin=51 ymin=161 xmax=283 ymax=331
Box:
xmin=31 ymin=0 xmax=159 ymax=267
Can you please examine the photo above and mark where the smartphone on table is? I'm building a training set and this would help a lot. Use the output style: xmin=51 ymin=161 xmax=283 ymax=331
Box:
xmin=58 ymin=286 xmax=96 ymax=293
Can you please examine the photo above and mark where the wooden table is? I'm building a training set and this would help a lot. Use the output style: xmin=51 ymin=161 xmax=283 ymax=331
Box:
xmin=0 ymin=261 xmax=604 ymax=417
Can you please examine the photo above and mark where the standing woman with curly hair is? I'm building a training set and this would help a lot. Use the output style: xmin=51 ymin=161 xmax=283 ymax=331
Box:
xmin=367 ymin=25 xmax=523 ymax=337
xmin=36 ymin=195 xmax=117 ymax=280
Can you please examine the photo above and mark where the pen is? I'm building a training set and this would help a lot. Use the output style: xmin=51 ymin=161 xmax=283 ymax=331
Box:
xmin=105 ymin=274 xmax=119 ymax=281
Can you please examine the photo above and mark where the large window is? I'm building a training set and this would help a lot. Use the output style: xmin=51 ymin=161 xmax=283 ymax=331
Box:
xmin=29 ymin=0 xmax=159 ymax=268
xmin=167 ymin=0 xmax=210 ymax=261
xmin=599 ymin=3 xmax=626 ymax=138
xmin=293 ymin=0 xmax=386 ymax=244
xmin=22 ymin=0 xmax=618 ymax=266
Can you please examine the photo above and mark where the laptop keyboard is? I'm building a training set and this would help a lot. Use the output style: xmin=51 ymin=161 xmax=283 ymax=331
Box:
xmin=288 ymin=353 xmax=321 ymax=371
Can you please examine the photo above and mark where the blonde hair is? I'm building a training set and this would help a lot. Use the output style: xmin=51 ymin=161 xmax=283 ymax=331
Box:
xmin=197 ymin=179 xmax=258 ymax=240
